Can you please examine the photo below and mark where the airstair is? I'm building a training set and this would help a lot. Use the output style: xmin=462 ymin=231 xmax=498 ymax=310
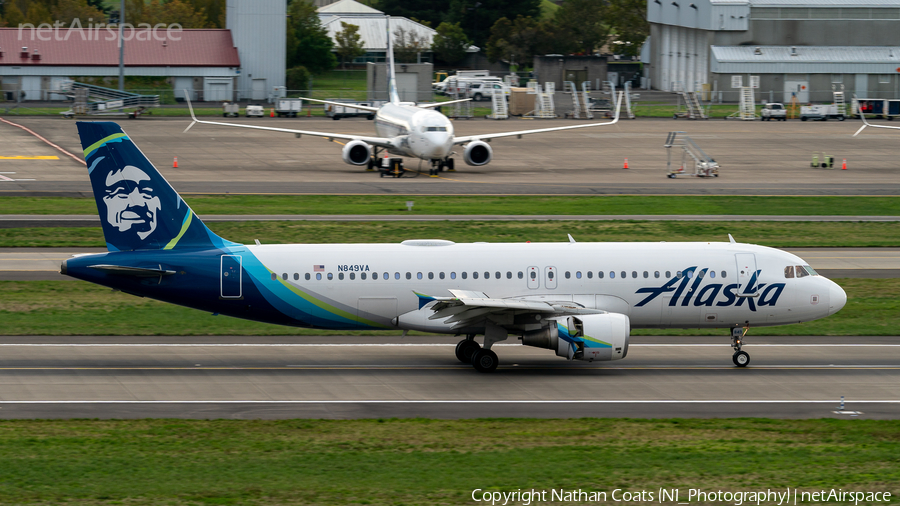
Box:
xmin=664 ymin=131 xmax=719 ymax=178
xmin=525 ymin=81 xmax=556 ymax=118
xmin=833 ymin=84 xmax=846 ymax=118
xmin=674 ymin=82 xmax=707 ymax=119
xmin=487 ymin=88 xmax=508 ymax=119
xmin=448 ymin=84 xmax=473 ymax=119
xmin=727 ymin=87 xmax=757 ymax=120
xmin=60 ymin=81 xmax=159 ymax=118
xmin=623 ymin=81 xmax=637 ymax=119
xmin=565 ymin=81 xmax=593 ymax=119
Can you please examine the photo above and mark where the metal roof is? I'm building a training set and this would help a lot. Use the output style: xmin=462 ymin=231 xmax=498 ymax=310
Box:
xmin=749 ymin=0 xmax=900 ymax=6
xmin=318 ymin=0 xmax=383 ymax=16
xmin=321 ymin=16 xmax=436 ymax=50
xmin=0 ymin=28 xmax=240 ymax=67
xmin=712 ymin=45 xmax=900 ymax=62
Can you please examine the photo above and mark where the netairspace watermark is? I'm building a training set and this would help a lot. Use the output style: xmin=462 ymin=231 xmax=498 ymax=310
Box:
xmin=17 ymin=19 xmax=183 ymax=44
xmin=471 ymin=488 xmax=893 ymax=505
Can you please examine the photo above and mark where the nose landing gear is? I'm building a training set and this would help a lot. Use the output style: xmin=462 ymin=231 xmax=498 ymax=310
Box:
xmin=429 ymin=157 xmax=455 ymax=176
xmin=731 ymin=326 xmax=750 ymax=367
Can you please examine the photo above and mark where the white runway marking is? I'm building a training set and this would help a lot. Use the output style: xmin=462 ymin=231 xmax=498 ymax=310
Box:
xmin=0 ymin=400 xmax=897 ymax=404
xmin=0 ymin=343 xmax=897 ymax=347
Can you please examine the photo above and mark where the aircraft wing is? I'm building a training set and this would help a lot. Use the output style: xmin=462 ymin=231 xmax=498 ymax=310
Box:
xmin=452 ymin=92 xmax=622 ymax=145
xmin=854 ymin=110 xmax=900 ymax=136
xmin=417 ymin=98 xmax=473 ymax=109
xmin=182 ymin=96 xmax=395 ymax=149
xmin=426 ymin=289 xmax=604 ymax=330
xmin=300 ymin=97 xmax=380 ymax=113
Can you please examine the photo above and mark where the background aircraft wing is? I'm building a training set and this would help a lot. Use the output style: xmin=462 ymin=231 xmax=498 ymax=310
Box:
xmin=427 ymin=289 xmax=605 ymax=330
xmin=417 ymin=98 xmax=472 ymax=109
xmin=854 ymin=110 xmax=900 ymax=136
xmin=183 ymin=96 xmax=395 ymax=149
xmin=452 ymin=93 xmax=622 ymax=145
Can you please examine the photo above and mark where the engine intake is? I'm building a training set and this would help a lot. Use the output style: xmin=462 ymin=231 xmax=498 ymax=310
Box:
xmin=523 ymin=314 xmax=630 ymax=362
xmin=463 ymin=140 xmax=492 ymax=166
xmin=342 ymin=140 xmax=372 ymax=166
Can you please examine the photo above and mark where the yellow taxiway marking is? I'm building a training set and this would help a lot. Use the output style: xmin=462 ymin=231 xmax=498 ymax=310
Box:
xmin=0 ymin=156 xmax=59 ymax=160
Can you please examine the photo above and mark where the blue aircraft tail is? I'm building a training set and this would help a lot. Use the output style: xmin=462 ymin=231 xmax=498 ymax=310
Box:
xmin=77 ymin=121 xmax=236 ymax=252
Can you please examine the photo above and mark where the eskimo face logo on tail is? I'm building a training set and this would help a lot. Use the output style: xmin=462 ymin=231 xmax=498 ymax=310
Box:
xmin=634 ymin=266 xmax=785 ymax=312
xmin=102 ymin=165 xmax=161 ymax=241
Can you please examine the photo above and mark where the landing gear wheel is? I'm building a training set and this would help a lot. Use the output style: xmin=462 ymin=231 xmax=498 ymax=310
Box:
xmin=455 ymin=339 xmax=481 ymax=364
xmin=732 ymin=350 xmax=750 ymax=367
xmin=471 ymin=349 xmax=498 ymax=372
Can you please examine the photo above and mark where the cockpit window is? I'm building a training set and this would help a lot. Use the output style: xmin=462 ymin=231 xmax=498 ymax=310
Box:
xmin=796 ymin=265 xmax=811 ymax=278
xmin=424 ymin=126 xmax=447 ymax=132
xmin=784 ymin=266 xmax=794 ymax=278
xmin=802 ymin=265 xmax=817 ymax=276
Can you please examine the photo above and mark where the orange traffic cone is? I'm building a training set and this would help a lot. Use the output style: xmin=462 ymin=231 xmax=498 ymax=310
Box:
xmin=623 ymin=158 xmax=629 ymax=169
xmin=270 ymin=108 xmax=275 ymax=118
xmin=173 ymin=156 xmax=178 ymax=168
xmin=842 ymin=158 xmax=847 ymax=170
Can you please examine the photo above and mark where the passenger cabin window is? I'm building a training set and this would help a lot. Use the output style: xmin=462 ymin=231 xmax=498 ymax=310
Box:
xmin=621 ymin=271 xmax=626 ymax=279
xmin=282 ymin=273 xmax=288 ymax=280
xmin=428 ymin=272 xmax=434 ymax=279
xmin=609 ymin=272 xmax=615 ymax=279
xmin=666 ymin=271 xmax=671 ymax=278
xmin=394 ymin=272 xmax=400 ymax=280
xmin=598 ymin=271 xmax=604 ymax=279
xmin=576 ymin=271 xmax=582 ymax=279
xmin=710 ymin=271 xmax=716 ymax=278
xmin=462 ymin=272 xmax=468 ymax=279
xmin=565 ymin=271 xmax=571 ymax=279
xmin=316 ymin=273 xmax=322 ymax=280
xmin=440 ymin=272 xmax=446 ymax=279
xmin=587 ymin=271 xmax=593 ymax=279
xmin=518 ymin=271 xmax=524 ymax=279
xmin=305 ymin=273 xmax=311 ymax=280
xmin=406 ymin=272 xmax=411 ymax=280
xmin=338 ymin=273 xmax=344 ymax=280
xmin=721 ymin=271 xmax=727 ymax=278
xmin=327 ymin=273 xmax=333 ymax=280
xmin=473 ymin=272 xmax=479 ymax=279
xmin=784 ymin=266 xmax=795 ymax=278
xmin=361 ymin=273 xmax=367 ymax=280
xmin=654 ymin=271 xmax=660 ymax=278
xmin=451 ymin=272 xmax=456 ymax=279
xmin=271 ymin=273 xmax=277 ymax=281
xmin=530 ymin=271 xmax=536 ymax=280
xmin=507 ymin=271 xmax=512 ymax=279
xmin=350 ymin=273 xmax=355 ymax=280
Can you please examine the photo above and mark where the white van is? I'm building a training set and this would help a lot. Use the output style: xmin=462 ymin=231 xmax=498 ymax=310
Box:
xmin=467 ymin=81 xmax=510 ymax=101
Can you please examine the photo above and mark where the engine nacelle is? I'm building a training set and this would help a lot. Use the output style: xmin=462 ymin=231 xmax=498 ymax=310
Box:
xmin=463 ymin=140 xmax=492 ymax=166
xmin=523 ymin=314 xmax=630 ymax=362
xmin=341 ymin=140 xmax=372 ymax=166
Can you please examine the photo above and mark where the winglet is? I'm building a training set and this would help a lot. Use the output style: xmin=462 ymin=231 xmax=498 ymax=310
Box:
xmin=385 ymin=16 xmax=401 ymax=105
xmin=853 ymin=108 xmax=871 ymax=137
xmin=728 ymin=234 xmax=736 ymax=244
xmin=183 ymin=90 xmax=199 ymax=134
xmin=612 ymin=90 xmax=623 ymax=123
xmin=567 ymin=234 xmax=576 ymax=243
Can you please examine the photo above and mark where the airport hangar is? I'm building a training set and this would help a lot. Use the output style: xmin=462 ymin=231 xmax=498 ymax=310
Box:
xmin=646 ymin=0 xmax=900 ymax=103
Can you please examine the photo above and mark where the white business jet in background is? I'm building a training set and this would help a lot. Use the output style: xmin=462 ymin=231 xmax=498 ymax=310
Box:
xmin=184 ymin=17 xmax=621 ymax=175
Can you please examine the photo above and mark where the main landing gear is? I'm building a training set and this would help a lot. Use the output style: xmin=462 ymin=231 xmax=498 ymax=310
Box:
xmin=428 ymin=157 xmax=455 ymax=176
xmin=455 ymin=334 xmax=498 ymax=372
xmin=731 ymin=326 xmax=750 ymax=367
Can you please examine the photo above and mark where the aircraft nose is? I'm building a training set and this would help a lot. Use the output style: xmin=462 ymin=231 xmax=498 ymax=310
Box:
xmin=829 ymin=282 xmax=847 ymax=315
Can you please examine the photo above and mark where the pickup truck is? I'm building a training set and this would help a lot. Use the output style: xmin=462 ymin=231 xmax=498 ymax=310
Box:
xmin=800 ymin=104 xmax=845 ymax=121
xmin=761 ymin=103 xmax=787 ymax=121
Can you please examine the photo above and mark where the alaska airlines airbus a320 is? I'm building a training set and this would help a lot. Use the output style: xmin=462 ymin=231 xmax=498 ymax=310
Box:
xmin=62 ymin=121 xmax=847 ymax=372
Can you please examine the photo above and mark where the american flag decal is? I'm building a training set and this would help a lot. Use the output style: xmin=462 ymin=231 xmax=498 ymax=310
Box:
xmin=313 ymin=265 xmax=325 ymax=272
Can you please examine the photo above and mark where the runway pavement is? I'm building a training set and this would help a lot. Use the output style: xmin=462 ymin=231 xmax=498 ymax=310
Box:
xmin=0 ymin=335 xmax=895 ymax=419
xmin=1 ymin=247 xmax=897 ymax=281
xmin=2 ymin=116 xmax=900 ymax=195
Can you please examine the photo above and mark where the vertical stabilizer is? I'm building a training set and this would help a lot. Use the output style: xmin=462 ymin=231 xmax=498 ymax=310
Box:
xmin=76 ymin=121 xmax=237 ymax=252
xmin=385 ymin=16 xmax=401 ymax=104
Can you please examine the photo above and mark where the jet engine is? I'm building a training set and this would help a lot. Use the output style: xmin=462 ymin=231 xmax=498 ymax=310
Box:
xmin=522 ymin=314 xmax=630 ymax=362
xmin=463 ymin=140 xmax=492 ymax=166
xmin=341 ymin=140 xmax=372 ymax=166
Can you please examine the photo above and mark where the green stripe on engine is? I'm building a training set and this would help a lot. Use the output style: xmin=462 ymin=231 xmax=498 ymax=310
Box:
xmin=83 ymin=133 xmax=128 ymax=158
xmin=163 ymin=212 xmax=192 ymax=250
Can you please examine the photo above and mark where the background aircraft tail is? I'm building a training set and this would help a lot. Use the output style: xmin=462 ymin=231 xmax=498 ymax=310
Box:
xmin=385 ymin=16 xmax=400 ymax=104
xmin=77 ymin=121 xmax=236 ymax=252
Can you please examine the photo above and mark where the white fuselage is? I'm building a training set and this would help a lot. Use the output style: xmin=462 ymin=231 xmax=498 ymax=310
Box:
xmin=247 ymin=241 xmax=846 ymax=332
xmin=373 ymin=103 xmax=454 ymax=161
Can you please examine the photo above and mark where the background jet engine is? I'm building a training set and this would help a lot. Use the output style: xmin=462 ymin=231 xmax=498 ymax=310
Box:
xmin=463 ymin=140 xmax=493 ymax=166
xmin=522 ymin=314 xmax=630 ymax=362
xmin=341 ymin=140 xmax=372 ymax=165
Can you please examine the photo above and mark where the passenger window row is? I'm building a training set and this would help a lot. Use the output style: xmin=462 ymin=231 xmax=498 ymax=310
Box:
xmin=271 ymin=269 xmax=728 ymax=282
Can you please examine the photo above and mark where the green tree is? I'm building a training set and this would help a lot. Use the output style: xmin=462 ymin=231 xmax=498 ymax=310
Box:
xmin=125 ymin=0 xmax=208 ymax=28
xmin=431 ymin=21 xmax=470 ymax=65
xmin=24 ymin=1 xmax=53 ymax=25
xmin=485 ymin=15 xmax=552 ymax=66
xmin=286 ymin=66 xmax=311 ymax=92
xmin=608 ymin=0 xmax=649 ymax=57
xmin=445 ymin=0 xmax=541 ymax=48
xmin=0 ymin=3 xmax=26 ymax=26
xmin=554 ymin=0 xmax=610 ymax=55
xmin=375 ymin=0 xmax=444 ymax=28
xmin=52 ymin=0 xmax=106 ymax=26
xmin=334 ymin=21 xmax=365 ymax=69
xmin=393 ymin=26 xmax=427 ymax=63
xmin=286 ymin=0 xmax=336 ymax=74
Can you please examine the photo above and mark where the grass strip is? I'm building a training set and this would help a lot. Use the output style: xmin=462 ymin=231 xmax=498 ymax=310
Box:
xmin=0 ymin=418 xmax=896 ymax=505
xmin=3 ymin=220 xmax=900 ymax=248
xmin=0 ymin=278 xmax=894 ymax=336
xmin=3 ymin=195 xmax=899 ymax=216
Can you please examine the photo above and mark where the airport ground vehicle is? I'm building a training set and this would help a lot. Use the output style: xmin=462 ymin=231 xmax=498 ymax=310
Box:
xmin=761 ymin=103 xmax=787 ymax=121
xmin=222 ymin=103 xmax=240 ymax=117
xmin=275 ymin=99 xmax=302 ymax=118
xmin=245 ymin=105 xmax=264 ymax=117
xmin=467 ymin=81 xmax=510 ymax=101
xmin=800 ymin=104 xmax=844 ymax=121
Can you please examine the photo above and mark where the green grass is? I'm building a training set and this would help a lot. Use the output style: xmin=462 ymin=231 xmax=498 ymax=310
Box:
xmin=0 ymin=278 xmax=894 ymax=336
xmin=3 ymin=195 xmax=899 ymax=216
xmin=0 ymin=418 xmax=896 ymax=505
xmin=3 ymin=220 xmax=900 ymax=248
